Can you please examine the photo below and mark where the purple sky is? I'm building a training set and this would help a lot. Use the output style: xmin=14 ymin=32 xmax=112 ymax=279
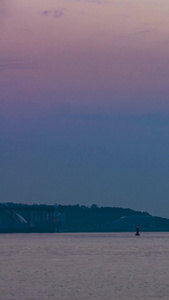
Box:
xmin=1 ymin=0 xmax=169 ymax=217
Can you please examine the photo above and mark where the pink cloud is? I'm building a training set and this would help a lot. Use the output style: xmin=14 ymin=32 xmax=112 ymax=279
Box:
xmin=54 ymin=9 xmax=65 ymax=18
xmin=41 ymin=10 xmax=51 ymax=16
xmin=41 ymin=9 xmax=65 ymax=19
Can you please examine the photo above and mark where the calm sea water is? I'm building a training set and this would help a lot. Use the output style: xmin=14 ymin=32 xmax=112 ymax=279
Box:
xmin=1 ymin=232 xmax=169 ymax=300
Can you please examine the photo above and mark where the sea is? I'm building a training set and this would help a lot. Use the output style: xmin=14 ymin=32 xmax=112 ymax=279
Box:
xmin=1 ymin=232 xmax=169 ymax=300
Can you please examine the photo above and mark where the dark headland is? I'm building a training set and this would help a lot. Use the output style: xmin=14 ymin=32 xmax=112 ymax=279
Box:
xmin=1 ymin=203 xmax=169 ymax=233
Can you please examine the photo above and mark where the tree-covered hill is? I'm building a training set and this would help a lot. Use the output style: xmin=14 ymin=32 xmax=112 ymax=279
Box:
xmin=57 ymin=204 xmax=151 ymax=231
xmin=1 ymin=203 xmax=169 ymax=232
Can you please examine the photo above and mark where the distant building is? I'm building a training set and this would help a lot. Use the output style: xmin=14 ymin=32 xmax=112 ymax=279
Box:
xmin=0 ymin=204 xmax=66 ymax=233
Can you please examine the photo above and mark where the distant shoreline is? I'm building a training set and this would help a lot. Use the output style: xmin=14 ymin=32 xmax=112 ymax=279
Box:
xmin=1 ymin=203 xmax=169 ymax=233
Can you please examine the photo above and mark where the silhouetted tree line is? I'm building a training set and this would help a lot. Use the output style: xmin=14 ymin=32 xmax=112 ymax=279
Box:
xmin=57 ymin=204 xmax=150 ymax=231
xmin=1 ymin=203 xmax=169 ymax=232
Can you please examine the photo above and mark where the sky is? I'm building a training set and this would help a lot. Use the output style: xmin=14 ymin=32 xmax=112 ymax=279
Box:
xmin=1 ymin=0 xmax=169 ymax=218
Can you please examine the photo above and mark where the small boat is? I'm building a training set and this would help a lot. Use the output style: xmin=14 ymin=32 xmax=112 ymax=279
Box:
xmin=135 ymin=225 xmax=140 ymax=236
